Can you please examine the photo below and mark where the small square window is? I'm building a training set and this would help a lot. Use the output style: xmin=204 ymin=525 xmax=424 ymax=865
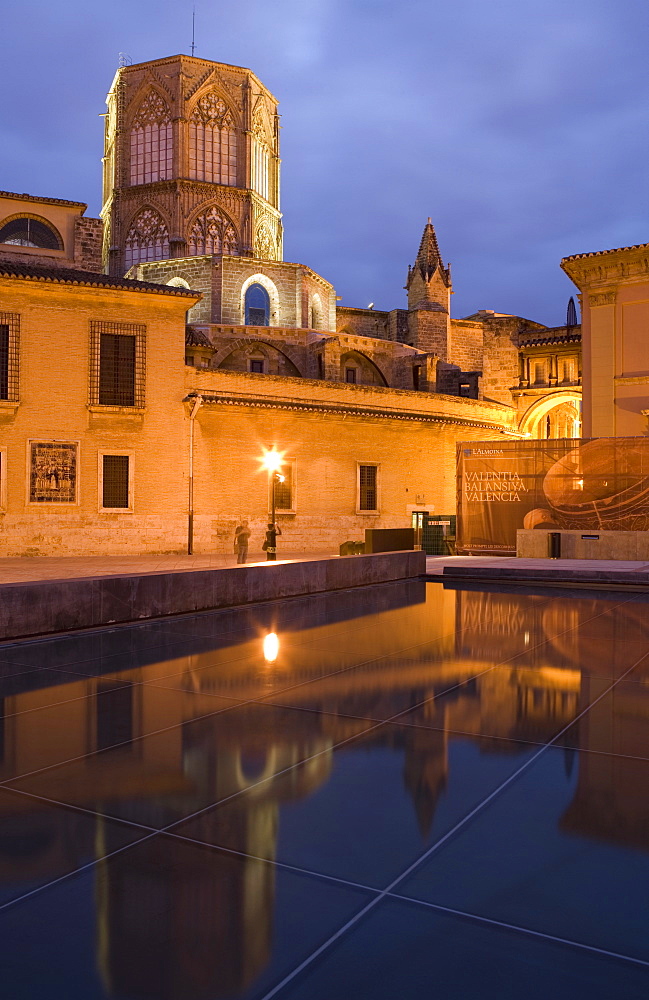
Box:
xmin=250 ymin=359 xmax=264 ymax=374
xmin=345 ymin=367 xmax=357 ymax=384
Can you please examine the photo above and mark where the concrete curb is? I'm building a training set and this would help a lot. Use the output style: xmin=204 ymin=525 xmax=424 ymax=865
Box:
xmin=439 ymin=564 xmax=649 ymax=591
xmin=0 ymin=551 xmax=426 ymax=641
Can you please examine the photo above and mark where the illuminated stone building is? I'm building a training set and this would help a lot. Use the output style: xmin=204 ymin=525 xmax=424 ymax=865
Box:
xmin=562 ymin=243 xmax=649 ymax=436
xmin=0 ymin=53 xmax=592 ymax=556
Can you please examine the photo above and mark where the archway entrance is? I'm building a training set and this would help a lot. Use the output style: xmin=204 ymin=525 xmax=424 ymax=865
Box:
xmin=519 ymin=391 xmax=582 ymax=439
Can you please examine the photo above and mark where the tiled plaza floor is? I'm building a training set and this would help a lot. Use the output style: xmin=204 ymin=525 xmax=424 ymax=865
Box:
xmin=1 ymin=578 xmax=648 ymax=998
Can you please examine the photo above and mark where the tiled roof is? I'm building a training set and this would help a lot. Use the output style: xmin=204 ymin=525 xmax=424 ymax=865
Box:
xmin=0 ymin=190 xmax=87 ymax=208
xmin=562 ymin=243 xmax=649 ymax=262
xmin=0 ymin=260 xmax=200 ymax=296
xmin=185 ymin=327 xmax=212 ymax=347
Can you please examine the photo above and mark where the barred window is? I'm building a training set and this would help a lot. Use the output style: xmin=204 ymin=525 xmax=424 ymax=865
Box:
xmin=0 ymin=217 xmax=62 ymax=250
xmin=358 ymin=464 xmax=378 ymax=511
xmin=90 ymin=322 xmax=145 ymax=408
xmin=274 ymin=463 xmax=293 ymax=511
xmin=0 ymin=313 xmax=20 ymax=401
xmin=102 ymin=455 xmax=130 ymax=509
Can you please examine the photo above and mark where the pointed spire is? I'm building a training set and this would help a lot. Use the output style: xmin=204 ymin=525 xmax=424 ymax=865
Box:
xmin=413 ymin=219 xmax=451 ymax=287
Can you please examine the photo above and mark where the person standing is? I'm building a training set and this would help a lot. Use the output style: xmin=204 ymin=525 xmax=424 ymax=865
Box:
xmin=234 ymin=520 xmax=251 ymax=564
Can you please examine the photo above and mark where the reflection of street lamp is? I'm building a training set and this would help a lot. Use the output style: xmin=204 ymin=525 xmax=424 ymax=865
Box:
xmin=263 ymin=632 xmax=279 ymax=662
xmin=261 ymin=448 xmax=284 ymax=561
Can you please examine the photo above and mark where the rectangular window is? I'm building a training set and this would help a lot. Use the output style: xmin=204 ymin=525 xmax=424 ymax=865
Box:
xmin=102 ymin=455 xmax=130 ymax=509
xmin=413 ymin=365 xmax=421 ymax=390
xmin=90 ymin=321 xmax=145 ymax=408
xmin=274 ymin=462 xmax=294 ymax=511
xmin=0 ymin=313 xmax=20 ymax=401
xmin=249 ymin=359 xmax=264 ymax=373
xmin=358 ymin=464 xmax=378 ymax=512
xmin=345 ymin=367 xmax=357 ymax=384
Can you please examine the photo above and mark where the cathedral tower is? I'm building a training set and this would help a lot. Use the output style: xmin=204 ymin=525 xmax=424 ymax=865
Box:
xmin=101 ymin=55 xmax=282 ymax=276
xmin=406 ymin=219 xmax=452 ymax=358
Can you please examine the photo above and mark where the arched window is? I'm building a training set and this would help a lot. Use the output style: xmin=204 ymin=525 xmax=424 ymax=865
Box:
xmin=129 ymin=91 xmax=173 ymax=185
xmin=0 ymin=217 xmax=62 ymax=250
xmin=245 ymin=284 xmax=270 ymax=326
xmin=188 ymin=207 xmax=239 ymax=256
xmin=124 ymin=207 xmax=170 ymax=270
xmin=189 ymin=92 xmax=237 ymax=186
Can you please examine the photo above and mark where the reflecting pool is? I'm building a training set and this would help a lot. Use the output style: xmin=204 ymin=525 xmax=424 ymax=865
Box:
xmin=1 ymin=580 xmax=649 ymax=998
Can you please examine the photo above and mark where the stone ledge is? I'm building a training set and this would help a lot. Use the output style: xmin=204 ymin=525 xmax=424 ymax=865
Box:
xmin=0 ymin=550 xmax=425 ymax=641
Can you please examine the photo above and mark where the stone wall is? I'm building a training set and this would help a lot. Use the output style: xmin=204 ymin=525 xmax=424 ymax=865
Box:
xmin=185 ymin=367 xmax=516 ymax=554
xmin=73 ymin=217 xmax=103 ymax=273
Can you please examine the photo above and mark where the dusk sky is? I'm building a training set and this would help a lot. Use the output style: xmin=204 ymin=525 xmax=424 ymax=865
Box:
xmin=2 ymin=0 xmax=648 ymax=325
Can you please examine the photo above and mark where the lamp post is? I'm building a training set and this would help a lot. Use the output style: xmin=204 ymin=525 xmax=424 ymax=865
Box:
xmin=261 ymin=448 xmax=284 ymax=561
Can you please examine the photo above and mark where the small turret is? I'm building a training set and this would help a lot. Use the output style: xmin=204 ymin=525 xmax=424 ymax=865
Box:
xmin=406 ymin=219 xmax=452 ymax=356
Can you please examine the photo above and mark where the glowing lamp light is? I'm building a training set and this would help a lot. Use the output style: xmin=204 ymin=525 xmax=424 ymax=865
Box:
xmin=261 ymin=448 xmax=283 ymax=473
xmin=263 ymin=632 xmax=279 ymax=663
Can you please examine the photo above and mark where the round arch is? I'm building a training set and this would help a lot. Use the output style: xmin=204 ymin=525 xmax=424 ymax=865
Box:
xmin=239 ymin=273 xmax=280 ymax=326
xmin=0 ymin=213 xmax=63 ymax=251
xmin=212 ymin=337 xmax=305 ymax=377
xmin=518 ymin=390 xmax=582 ymax=439
xmin=340 ymin=349 xmax=388 ymax=387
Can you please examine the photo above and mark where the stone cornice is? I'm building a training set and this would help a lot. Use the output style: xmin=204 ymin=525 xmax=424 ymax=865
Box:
xmin=187 ymin=390 xmax=511 ymax=430
xmin=561 ymin=244 xmax=649 ymax=289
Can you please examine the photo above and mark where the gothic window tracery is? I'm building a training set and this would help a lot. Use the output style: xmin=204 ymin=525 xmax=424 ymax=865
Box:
xmin=188 ymin=207 xmax=239 ymax=256
xmin=251 ymin=107 xmax=270 ymax=201
xmin=129 ymin=91 xmax=173 ymax=185
xmin=189 ymin=92 xmax=237 ymax=186
xmin=254 ymin=224 xmax=276 ymax=261
xmin=124 ymin=208 xmax=170 ymax=269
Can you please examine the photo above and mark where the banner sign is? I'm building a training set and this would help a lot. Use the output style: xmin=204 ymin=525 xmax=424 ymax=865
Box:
xmin=456 ymin=437 xmax=649 ymax=555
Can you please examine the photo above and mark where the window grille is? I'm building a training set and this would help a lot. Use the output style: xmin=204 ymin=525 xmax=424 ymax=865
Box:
xmin=0 ymin=217 xmax=62 ymax=250
xmin=103 ymin=455 xmax=130 ymax=508
xmin=359 ymin=465 xmax=378 ymax=511
xmin=90 ymin=322 xmax=145 ymax=408
xmin=0 ymin=314 xmax=20 ymax=401
xmin=274 ymin=465 xmax=292 ymax=510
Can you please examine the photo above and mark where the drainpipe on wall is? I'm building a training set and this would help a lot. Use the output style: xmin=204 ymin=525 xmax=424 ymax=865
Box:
xmin=187 ymin=394 xmax=203 ymax=555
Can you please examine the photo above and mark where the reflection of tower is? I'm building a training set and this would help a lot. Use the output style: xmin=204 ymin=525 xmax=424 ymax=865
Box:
xmin=95 ymin=708 xmax=333 ymax=1000
xmin=402 ymin=699 xmax=448 ymax=838
xmin=102 ymin=55 xmax=282 ymax=276
xmin=97 ymin=828 xmax=274 ymax=1000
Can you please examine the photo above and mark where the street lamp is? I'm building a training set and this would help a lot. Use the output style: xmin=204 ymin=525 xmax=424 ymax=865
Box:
xmin=261 ymin=447 xmax=284 ymax=561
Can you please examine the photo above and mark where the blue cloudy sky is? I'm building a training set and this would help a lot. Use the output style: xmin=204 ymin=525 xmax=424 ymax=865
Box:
xmin=2 ymin=0 xmax=648 ymax=325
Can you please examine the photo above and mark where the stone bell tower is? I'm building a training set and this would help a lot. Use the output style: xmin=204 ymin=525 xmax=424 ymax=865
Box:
xmin=101 ymin=54 xmax=283 ymax=276
xmin=406 ymin=219 xmax=452 ymax=358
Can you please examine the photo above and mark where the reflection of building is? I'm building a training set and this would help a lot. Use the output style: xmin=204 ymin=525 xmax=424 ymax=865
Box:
xmin=3 ymin=586 xmax=649 ymax=995
xmin=0 ymin=52 xmax=588 ymax=555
